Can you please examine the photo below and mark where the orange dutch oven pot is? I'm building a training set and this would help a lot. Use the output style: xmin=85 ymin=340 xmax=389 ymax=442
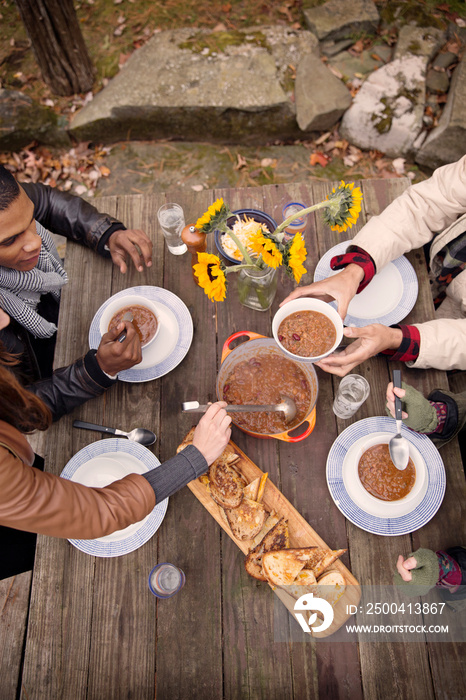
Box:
xmin=216 ymin=331 xmax=318 ymax=443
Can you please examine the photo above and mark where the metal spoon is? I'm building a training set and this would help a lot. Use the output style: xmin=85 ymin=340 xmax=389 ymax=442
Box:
xmin=73 ymin=419 xmax=157 ymax=446
xmin=117 ymin=311 xmax=134 ymax=343
xmin=182 ymin=396 xmax=297 ymax=424
xmin=388 ymin=370 xmax=410 ymax=471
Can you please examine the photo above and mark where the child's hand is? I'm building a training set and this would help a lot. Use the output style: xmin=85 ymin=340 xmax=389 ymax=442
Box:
xmin=396 ymin=554 xmax=418 ymax=582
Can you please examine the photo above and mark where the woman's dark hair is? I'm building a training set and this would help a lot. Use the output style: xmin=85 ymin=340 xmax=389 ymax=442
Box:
xmin=0 ymin=165 xmax=21 ymax=212
xmin=0 ymin=345 xmax=51 ymax=433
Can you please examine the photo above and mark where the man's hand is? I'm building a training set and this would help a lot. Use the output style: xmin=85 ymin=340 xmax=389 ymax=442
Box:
xmin=279 ymin=264 xmax=364 ymax=320
xmin=0 ymin=308 xmax=10 ymax=331
xmin=192 ymin=401 xmax=232 ymax=466
xmin=107 ymin=229 xmax=153 ymax=274
xmin=96 ymin=322 xmax=142 ymax=376
xmin=316 ymin=324 xmax=403 ymax=376
xmin=396 ymin=554 xmax=418 ymax=582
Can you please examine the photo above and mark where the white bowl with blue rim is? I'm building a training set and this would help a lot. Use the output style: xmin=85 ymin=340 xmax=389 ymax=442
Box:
xmin=272 ymin=298 xmax=343 ymax=363
xmin=99 ymin=293 xmax=160 ymax=349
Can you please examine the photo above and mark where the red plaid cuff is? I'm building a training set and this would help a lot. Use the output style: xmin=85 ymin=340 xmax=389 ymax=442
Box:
xmin=330 ymin=246 xmax=376 ymax=292
xmin=381 ymin=325 xmax=420 ymax=362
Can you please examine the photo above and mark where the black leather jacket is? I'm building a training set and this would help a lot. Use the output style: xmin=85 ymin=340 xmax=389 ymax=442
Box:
xmin=0 ymin=183 xmax=126 ymax=421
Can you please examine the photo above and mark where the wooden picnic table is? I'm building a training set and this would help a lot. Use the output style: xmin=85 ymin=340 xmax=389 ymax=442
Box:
xmin=1 ymin=179 xmax=465 ymax=699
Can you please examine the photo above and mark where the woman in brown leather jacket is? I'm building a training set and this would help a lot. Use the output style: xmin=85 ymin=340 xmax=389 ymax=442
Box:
xmin=0 ymin=348 xmax=231 ymax=580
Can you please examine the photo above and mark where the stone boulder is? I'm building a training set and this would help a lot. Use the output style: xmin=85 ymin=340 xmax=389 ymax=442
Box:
xmin=394 ymin=25 xmax=445 ymax=62
xmin=295 ymin=54 xmax=351 ymax=131
xmin=339 ymin=56 xmax=427 ymax=157
xmin=416 ymin=56 xmax=466 ymax=169
xmin=0 ymin=89 xmax=69 ymax=151
xmin=302 ymin=0 xmax=379 ymax=42
xmin=70 ymin=26 xmax=319 ymax=145
xmin=339 ymin=25 xmax=445 ymax=158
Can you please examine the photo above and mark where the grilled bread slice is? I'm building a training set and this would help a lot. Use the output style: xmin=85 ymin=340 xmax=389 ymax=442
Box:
xmin=243 ymin=476 xmax=260 ymax=501
xmin=209 ymin=456 xmax=246 ymax=509
xmin=262 ymin=547 xmax=319 ymax=586
xmin=303 ymin=549 xmax=347 ymax=577
xmin=315 ymin=571 xmax=346 ymax=607
xmin=286 ymin=569 xmax=318 ymax=598
xmin=245 ymin=517 xmax=289 ymax=580
xmin=225 ymin=498 xmax=268 ymax=541
xmin=250 ymin=512 xmax=280 ymax=549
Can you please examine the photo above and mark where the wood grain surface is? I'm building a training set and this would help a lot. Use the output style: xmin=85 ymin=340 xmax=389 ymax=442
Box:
xmin=2 ymin=179 xmax=463 ymax=700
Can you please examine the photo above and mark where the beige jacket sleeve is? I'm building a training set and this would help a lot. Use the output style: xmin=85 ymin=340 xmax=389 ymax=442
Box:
xmin=352 ymin=156 xmax=466 ymax=271
xmin=410 ymin=318 xmax=466 ymax=370
xmin=0 ymin=424 xmax=156 ymax=539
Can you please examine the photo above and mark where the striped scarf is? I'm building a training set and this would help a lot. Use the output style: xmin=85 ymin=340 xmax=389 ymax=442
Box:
xmin=0 ymin=222 xmax=68 ymax=338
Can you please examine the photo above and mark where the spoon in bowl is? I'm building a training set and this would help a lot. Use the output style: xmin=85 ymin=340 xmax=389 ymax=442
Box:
xmin=73 ymin=419 xmax=157 ymax=446
xmin=388 ymin=370 xmax=410 ymax=471
xmin=182 ymin=396 xmax=297 ymax=424
xmin=117 ymin=311 xmax=134 ymax=343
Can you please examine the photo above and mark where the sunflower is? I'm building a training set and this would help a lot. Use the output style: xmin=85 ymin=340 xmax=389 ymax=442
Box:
xmin=284 ymin=233 xmax=307 ymax=283
xmin=195 ymin=198 xmax=229 ymax=234
xmin=250 ymin=230 xmax=283 ymax=268
xmin=193 ymin=252 xmax=227 ymax=302
xmin=323 ymin=181 xmax=363 ymax=233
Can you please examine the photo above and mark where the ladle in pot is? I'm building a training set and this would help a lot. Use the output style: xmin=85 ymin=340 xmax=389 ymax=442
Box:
xmin=182 ymin=396 xmax=297 ymax=424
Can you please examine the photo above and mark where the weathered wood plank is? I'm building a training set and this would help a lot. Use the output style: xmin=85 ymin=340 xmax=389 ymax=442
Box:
xmin=0 ymin=573 xmax=32 ymax=699
xmin=154 ymin=188 xmax=225 ymax=700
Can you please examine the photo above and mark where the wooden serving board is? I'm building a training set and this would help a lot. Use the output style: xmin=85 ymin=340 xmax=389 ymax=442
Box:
xmin=186 ymin=436 xmax=361 ymax=637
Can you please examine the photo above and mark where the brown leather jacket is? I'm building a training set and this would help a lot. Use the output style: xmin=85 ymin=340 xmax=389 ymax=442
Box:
xmin=0 ymin=420 xmax=156 ymax=539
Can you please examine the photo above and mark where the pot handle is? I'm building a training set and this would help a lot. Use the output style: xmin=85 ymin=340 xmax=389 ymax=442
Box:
xmin=221 ymin=331 xmax=267 ymax=364
xmin=274 ymin=407 xmax=316 ymax=443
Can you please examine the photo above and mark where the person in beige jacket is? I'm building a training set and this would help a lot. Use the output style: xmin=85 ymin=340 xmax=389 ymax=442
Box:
xmin=281 ymin=155 xmax=466 ymax=374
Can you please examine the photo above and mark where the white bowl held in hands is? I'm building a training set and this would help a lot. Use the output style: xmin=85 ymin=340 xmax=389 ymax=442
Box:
xmin=99 ymin=294 xmax=160 ymax=349
xmin=272 ymin=298 xmax=344 ymax=363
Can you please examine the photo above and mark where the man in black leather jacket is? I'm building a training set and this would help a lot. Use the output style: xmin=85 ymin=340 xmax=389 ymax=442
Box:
xmin=0 ymin=167 xmax=153 ymax=419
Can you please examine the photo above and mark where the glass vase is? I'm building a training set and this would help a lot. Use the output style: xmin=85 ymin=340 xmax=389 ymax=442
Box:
xmin=237 ymin=266 xmax=278 ymax=311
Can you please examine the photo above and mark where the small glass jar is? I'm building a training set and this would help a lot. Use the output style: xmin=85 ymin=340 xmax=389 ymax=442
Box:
xmin=237 ymin=266 xmax=278 ymax=311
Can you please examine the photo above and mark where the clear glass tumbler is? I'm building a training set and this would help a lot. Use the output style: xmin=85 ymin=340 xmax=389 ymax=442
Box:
xmin=332 ymin=374 xmax=370 ymax=419
xmin=148 ymin=562 xmax=186 ymax=599
xmin=157 ymin=203 xmax=188 ymax=255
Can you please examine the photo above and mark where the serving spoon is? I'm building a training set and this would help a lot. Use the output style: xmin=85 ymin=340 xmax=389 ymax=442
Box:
xmin=73 ymin=419 xmax=157 ymax=446
xmin=388 ymin=370 xmax=410 ymax=471
xmin=182 ymin=396 xmax=297 ymax=424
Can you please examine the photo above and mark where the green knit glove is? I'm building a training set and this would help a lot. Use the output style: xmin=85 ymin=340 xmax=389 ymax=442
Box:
xmin=386 ymin=382 xmax=438 ymax=433
xmin=393 ymin=548 xmax=439 ymax=597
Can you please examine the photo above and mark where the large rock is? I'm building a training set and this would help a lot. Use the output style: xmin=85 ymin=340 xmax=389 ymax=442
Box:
xmin=339 ymin=56 xmax=427 ymax=157
xmin=70 ymin=26 xmax=319 ymax=145
xmin=339 ymin=27 xmax=445 ymax=158
xmin=0 ymin=89 xmax=69 ymax=150
xmin=302 ymin=0 xmax=379 ymax=42
xmin=416 ymin=56 xmax=466 ymax=169
xmin=295 ymin=54 xmax=351 ymax=131
xmin=394 ymin=25 xmax=445 ymax=62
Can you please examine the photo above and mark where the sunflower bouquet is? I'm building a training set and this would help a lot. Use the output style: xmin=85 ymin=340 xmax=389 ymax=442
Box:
xmin=193 ymin=181 xmax=363 ymax=306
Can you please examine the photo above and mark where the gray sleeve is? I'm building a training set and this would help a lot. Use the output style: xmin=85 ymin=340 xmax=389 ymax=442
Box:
xmin=141 ymin=444 xmax=208 ymax=503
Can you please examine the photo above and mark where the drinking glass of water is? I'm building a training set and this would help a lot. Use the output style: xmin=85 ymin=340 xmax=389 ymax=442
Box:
xmin=333 ymin=374 xmax=370 ymax=419
xmin=148 ymin=563 xmax=186 ymax=599
xmin=157 ymin=203 xmax=188 ymax=255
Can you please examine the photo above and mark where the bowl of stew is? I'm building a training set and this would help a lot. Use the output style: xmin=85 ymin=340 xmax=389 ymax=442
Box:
xmin=345 ymin=432 xmax=428 ymax=516
xmin=217 ymin=331 xmax=319 ymax=442
xmin=99 ymin=294 xmax=160 ymax=349
xmin=272 ymin=298 xmax=343 ymax=363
